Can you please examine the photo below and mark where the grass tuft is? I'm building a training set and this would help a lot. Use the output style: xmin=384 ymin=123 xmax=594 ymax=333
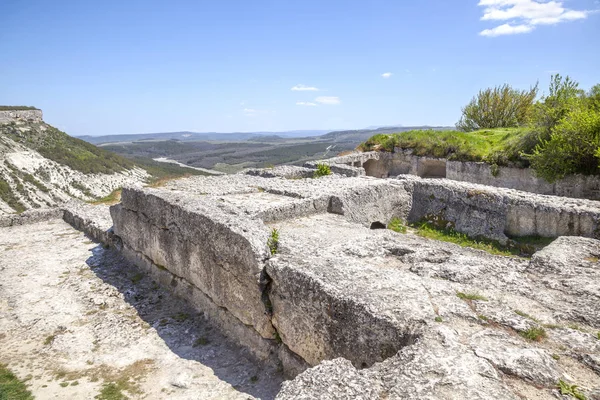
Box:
xmin=456 ymin=292 xmax=488 ymax=301
xmin=519 ymin=326 xmax=547 ymax=342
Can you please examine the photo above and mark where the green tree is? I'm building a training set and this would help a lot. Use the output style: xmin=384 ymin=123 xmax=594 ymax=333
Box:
xmin=531 ymin=74 xmax=584 ymax=136
xmin=457 ymin=84 xmax=538 ymax=132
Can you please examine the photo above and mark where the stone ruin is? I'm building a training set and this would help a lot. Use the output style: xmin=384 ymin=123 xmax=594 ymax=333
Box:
xmin=3 ymin=161 xmax=600 ymax=399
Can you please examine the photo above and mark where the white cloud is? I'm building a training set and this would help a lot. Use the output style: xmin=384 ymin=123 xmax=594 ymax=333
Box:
xmin=315 ymin=96 xmax=341 ymax=105
xmin=296 ymin=102 xmax=318 ymax=106
xmin=381 ymin=72 xmax=393 ymax=79
xmin=478 ymin=0 xmax=590 ymax=37
xmin=480 ymin=23 xmax=534 ymax=36
xmin=291 ymin=84 xmax=319 ymax=91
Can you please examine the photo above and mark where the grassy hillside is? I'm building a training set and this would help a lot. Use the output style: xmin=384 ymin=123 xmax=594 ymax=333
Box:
xmin=359 ymin=128 xmax=531 ymax=167
xmin=1 ymin=121 xmax=209 ymax=179
xmin=2 ymin=122 xmax=135 ymax=174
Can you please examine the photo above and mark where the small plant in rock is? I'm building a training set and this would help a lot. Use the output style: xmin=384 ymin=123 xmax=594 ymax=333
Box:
xmin=268 ymin=228 xmax=280 ymax=255
xmin=456 ymin=292 xmax=488 ymax=301
xmin=557 ymin=379 xmax=587 ymax=400
xmin=434 ymin=316 xmax=443 ymax=323
xmin=596 ymin=331 xmax=600 ymax=340
xmin=388 ymin=218 xmax=407 ymax=234
xmin=44 ymin=335 xmax=56 ymax=346
xmin=478 ymin=315 xmax=489 ymax=321
xmin=313 ymin=163 xmax=331 ymax=178
xmin=172 ymin=313 xmax=189 ymax=323
xmin=519 ymin=326 xmax=547 ymax=342
xmin=193 ymin=337 xmax=209 ymax=347
xmin=514 ymin=310 xmax=540 ymax=323
xmin=552 ymin=354 xmax=560 ymax=360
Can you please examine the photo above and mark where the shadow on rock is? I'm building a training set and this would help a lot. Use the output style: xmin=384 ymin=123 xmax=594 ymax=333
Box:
xmin=86 ymin=244 xmax=283 ymax=400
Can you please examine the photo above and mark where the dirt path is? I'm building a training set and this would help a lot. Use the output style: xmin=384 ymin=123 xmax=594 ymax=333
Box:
xmin=0 ymin=219 xmax=283 ymax=399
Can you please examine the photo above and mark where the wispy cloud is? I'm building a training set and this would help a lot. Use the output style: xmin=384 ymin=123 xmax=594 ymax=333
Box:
xmin=291 ymin=84 xmax=319 ymax=91
xmin=296 ymin=102 xmax=318 ymax=106
xmin=315 ymin=96 xmax=341 ymax=105
xmin=478 ymin=0 xmax=591 ymax=37
xmin=480 ymin=23 xmax=534 ymax=36
xmin=381 ymin=72 xmax=393 ymax=79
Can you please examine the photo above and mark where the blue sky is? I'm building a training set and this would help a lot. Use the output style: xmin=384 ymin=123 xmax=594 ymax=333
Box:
xmin=1 ymin=0 xmax=598 ymax=136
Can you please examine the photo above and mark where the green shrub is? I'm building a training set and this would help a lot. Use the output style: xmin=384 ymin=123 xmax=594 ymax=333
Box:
xmin=313 ymin=163 xmax=332 ymax=178
xmin=457 ymin=84 xmax=538 ymax=132
xmin=529 ymin=106 xmax=600 ymax=182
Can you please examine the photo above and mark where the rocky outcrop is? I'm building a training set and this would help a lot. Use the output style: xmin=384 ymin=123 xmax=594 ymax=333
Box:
xmin=0 ymin=109 xmax=43 ymax=123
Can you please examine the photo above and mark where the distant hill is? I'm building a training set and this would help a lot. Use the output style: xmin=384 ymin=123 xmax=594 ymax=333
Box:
xmin=78 ymin=130 xmax=331 ymax=145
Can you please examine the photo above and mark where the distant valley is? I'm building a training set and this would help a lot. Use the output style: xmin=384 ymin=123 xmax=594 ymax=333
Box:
xmin=80 ymin=126 xmax=453 ymax=173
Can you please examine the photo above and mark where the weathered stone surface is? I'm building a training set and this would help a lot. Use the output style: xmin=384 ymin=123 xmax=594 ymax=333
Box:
xmin=111 ymin=187 xmax=275 ymax=339
xmin=277 ymin=327 xmax=520 ymax=400
xmin=402 ymin=175 xmax=600 ymax=242
xmin=101 ymin=171 xmax=600 ymax=398
xmin=470 ymin=329 xmax=561 ymax=386
xmin=244 ymin=165 xmax=314 ymax=179
xmin=0 ymin=207 xmax=63 ymax=227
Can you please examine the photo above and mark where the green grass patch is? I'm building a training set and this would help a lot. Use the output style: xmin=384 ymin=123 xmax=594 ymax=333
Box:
xmin=359 ymin=127 xmax=531 ymax=166
xmin=413 ymin=222 xmax=516 ymax=257
xmin=0 ymin=364 xmax=34 ymax=400
xmin=387 ymin=218 xmax=407 ymax=234
xmin=519 ymin=327 xmax=547 ymax=342
xmin=412 ymin=220 xmax=551 ymax=257
xmin=95 ymin=382 xmax=129 ymax=400
xmin=456 ymin=292 xmax=488 ymax=301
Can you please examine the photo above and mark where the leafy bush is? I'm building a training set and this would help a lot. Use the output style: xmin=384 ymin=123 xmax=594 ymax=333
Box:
xmin=457 ymin=84 xmax=538 ymax=132
xmin=313 ymin=163 xmax=332 ymax=178
xmin=529 ymin=107 xmax=600 ymax=182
